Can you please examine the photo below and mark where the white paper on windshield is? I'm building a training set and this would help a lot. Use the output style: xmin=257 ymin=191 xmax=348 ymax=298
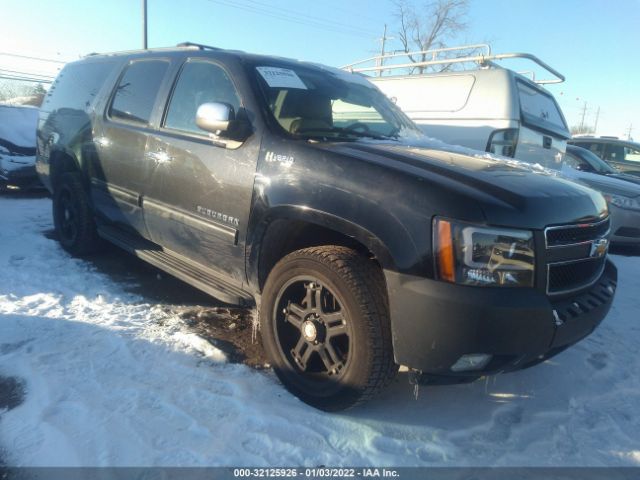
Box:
xmin=256 ymin=66 xmax=307 ymax=89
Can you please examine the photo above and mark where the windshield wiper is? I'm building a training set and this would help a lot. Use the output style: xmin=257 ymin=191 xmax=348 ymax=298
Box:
xmin=295 ymin=127 xmax=396 ymax=141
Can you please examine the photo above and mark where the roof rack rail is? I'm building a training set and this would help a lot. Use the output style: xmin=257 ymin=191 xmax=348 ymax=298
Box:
xmin=176 ymin=42 xmax=221 ymax=51
xmin=341 ymin=43 xmax=565 ymax=84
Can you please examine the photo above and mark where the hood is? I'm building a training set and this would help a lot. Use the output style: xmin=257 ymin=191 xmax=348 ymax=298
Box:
xmin=0 ymin=105 xmax=38 ymax=152
xmin=314 ymin=141 xmax=608 ymax=229
xmin=561 ymin=166 xmax=640 ymax=198
xmin=607 ymin=173 xmax=640 ymax=188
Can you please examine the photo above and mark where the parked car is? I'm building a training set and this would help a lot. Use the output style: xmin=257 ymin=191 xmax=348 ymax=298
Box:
xmin=0 ymin=104 xmax=41 ymax=191
xmin=344 ymin=45 xmax=570 ymax=171
xmin=562 ymin=145 xmax=640 ymax=245
xmin=568 ymin=136 xmax=640 ymax=176
xmin=37 ymin=43 xmax=616 ymax=410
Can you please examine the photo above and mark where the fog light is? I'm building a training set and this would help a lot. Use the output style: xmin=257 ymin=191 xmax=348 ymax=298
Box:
xmin=451 ymin=354 xmax=492 ymax=372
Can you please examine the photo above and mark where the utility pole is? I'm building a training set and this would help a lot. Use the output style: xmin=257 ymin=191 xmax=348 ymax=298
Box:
xmin=142 ymin=0 xmax=148 ymax=49
xmin=627 ymin=123 xmax=633 ymax=140
xmin=376 ymin=24 xmax=393 ymax=77
xmin=593 ymin=106 xmax=600 ymax=134
xmin=579 ymin=101 xmax=587 ymax=131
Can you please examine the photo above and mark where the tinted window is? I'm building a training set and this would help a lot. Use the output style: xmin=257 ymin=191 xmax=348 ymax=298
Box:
xmin=164 ymin=60 xmax=241 ymax=134
xmin=586 ymin=142 xmax=604 ymax=156
xmin=43 ymin=61 xmax=116 ymax=113
xmin=517 ymin=81 xmax=568 ymax=136
xmin=109 ymin=60 xmax=169 ymax=124
xmin=603 ymin=143 xmax=624 ymax=162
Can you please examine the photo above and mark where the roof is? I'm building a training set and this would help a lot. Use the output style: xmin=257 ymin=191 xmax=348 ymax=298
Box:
xmin=571 ymin=137 xmax=639 ymax=146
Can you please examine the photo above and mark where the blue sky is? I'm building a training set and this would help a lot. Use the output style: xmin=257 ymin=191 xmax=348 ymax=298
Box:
xmin=2 ymin=0 xmax=638 ymax=137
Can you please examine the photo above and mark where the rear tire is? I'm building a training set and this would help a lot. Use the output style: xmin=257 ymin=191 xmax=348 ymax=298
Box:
xmin=261 ymin=246 xmax=398 ymax=411
xmin=52 ymin=172 xmax=102 ymax=256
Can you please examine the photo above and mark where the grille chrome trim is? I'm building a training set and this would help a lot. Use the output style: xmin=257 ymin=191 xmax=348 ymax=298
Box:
xmin=544 ymin=217 xmax=611 ymax=296
xmin=544 ymin=217 xmax=610 ymax=248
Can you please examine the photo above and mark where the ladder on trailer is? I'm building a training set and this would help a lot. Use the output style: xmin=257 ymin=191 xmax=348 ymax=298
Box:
xmin=341 ymin=44 xmax=565 ymax=85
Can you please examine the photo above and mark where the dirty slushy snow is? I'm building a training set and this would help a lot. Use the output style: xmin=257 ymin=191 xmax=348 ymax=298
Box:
xmin=1 ymin=196 xmax=639 ymax=467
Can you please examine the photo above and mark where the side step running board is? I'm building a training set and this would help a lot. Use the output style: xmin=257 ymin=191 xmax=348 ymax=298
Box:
xmin=97 ymin=225 xmax=254 ymax=306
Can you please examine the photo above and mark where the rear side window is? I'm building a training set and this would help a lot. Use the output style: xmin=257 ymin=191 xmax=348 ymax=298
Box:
xmin=43 ymin=61 xmax=116 ymax=113
xmin=109 ymin=60 xmax=169 ymax=125
xmin=164 ymin=60 xmax=241 ymax=135
xmin=517 ymin=81 xmax=568 ymax=138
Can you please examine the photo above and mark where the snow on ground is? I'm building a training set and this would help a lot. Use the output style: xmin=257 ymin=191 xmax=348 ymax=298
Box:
xmin=1 ymin=195 xmax=639 ymax=467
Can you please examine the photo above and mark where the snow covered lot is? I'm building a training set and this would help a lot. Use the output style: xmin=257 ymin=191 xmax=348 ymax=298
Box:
xmin=1 ymin=195 xmax=639 ymax=467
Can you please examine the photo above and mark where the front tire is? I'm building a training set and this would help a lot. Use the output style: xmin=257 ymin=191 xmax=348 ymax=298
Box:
xmin=52 ymin=172 xmax=101 ymax=256
xmin=261 ymin=246 xmax=398 ymax=411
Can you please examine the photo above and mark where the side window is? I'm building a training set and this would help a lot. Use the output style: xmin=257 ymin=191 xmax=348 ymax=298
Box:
xmin=624 ymin=146 xmax=640 ymax=163
xmin=164 ymin=60 xmax=241 ymax=135
xmin=603 ymin=143 xmax=625 ymax=162
xmin=43 ymin=61 xmax=116 ymax=114
xmin=332 ymin=99 xmax=385 ymax=132
xmin=109 ymin=60 xmax=170 ymax=124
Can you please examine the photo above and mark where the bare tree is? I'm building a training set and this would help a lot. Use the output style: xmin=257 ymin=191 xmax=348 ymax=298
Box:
xmin=393 ymin=0 xmax=470 ymax=74
xmin=571 ymin=124 xmax=594 ymax=136
xmin=0 ymin=81 xmax=46 ymax=106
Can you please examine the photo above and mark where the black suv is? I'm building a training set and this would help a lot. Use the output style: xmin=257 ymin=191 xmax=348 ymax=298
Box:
xmin=36 ymin=44 xmax=617 ymax=410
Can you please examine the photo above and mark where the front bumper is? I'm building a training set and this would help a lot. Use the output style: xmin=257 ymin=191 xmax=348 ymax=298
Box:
xmin=0 ymin=162 xmax=41 ymax=190
xmin=385 ymin=260 xmax=617 ymax=380
xmin=609 ymin=204 xmax=640 ymax=245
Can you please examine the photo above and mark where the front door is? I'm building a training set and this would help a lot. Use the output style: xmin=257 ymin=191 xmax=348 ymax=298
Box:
xmin=143 ymin=58 xmax=259 ymax=285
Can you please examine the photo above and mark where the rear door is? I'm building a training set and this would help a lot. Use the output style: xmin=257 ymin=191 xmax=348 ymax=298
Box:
xmin=143 ymin=57 xmax=260 ymax=285
xmin=515 ymin=80 xmax=570 ymax=170
xmin=91 ymin=59 xmax=171 ymax=236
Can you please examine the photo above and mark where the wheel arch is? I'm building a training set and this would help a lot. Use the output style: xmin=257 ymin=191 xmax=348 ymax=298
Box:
xmin=248 ymin=206 xmax=396 ymax=292
xmin=49 ymin=148 xmax=82 ymax=190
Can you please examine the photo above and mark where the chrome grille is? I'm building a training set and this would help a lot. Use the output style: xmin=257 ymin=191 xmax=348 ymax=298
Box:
xmin=545 ymin=218 xmax=610 ymax=295
xmin=545 ymin=218 xmax=610 ymax=247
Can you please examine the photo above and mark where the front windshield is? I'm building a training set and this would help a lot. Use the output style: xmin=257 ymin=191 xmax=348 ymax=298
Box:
xmin=250 ymin=63 xmax=418 ymax=141
xmin=580 ymin=148 xmax=617 ymax=174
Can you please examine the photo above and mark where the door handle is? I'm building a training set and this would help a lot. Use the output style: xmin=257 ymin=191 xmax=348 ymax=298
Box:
xmin=146 ymin=150 xmax=174 ymax=164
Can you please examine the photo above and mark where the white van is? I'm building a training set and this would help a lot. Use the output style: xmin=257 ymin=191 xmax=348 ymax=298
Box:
xmin=343 ymin=45 xmax=571 ymax=170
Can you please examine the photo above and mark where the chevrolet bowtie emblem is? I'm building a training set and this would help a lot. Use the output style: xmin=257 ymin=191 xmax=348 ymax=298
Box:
xmin=590 ymin=238 xmax=609 ymax=258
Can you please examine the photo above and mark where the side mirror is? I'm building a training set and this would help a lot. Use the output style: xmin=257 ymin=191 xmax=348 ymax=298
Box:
xmin=575 ymin=164 xmax=593 ymax=172
xmin=196 ymin=102 xmax=234 ymax=134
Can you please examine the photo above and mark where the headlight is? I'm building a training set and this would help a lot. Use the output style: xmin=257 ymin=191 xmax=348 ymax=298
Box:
xmin=434 ymin=218 xmax=535 ymax=287
xmin=604 ymin=194 xmax=640 ymax=211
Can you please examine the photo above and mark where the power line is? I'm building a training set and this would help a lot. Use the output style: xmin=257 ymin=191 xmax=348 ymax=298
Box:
xmin=204 ymin=0 xmax=378 ymax=38
xmin=0 ymin=52 xmax=67 ymax=64
xmin=241 ymin=0 xmax=379 ymax=34
xmin=0 ymin=74 xmax=53 ymax=84
xmin=0 ymin=69 xmax=55 ymax=80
